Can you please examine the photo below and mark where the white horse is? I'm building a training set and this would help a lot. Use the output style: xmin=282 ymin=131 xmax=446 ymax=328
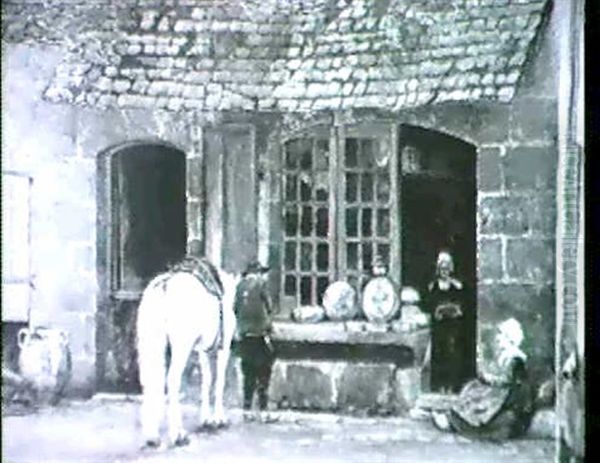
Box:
xmin=136 ymin=261 xmax=239 ymax=447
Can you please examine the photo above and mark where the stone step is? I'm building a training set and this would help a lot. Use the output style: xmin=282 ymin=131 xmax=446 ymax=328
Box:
xmin=408 ymin=393 xmax=459 ymax=421
xmin=414 ymin=392 xmax=459 ymax=411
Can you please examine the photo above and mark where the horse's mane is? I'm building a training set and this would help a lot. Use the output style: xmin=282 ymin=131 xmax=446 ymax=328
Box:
xmin=167 ymin=256 xmax=224 ymax=299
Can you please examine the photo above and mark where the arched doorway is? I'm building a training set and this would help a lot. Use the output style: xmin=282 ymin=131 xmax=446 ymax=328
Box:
xmin=399 ymin=125 xmax=477 ymax=392
xmin=97 ymin=142 xmax=187 ymax=392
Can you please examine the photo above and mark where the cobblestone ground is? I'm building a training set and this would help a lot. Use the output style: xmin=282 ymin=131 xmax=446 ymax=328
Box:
xmin=2 ymin=398 xmax=554 ymax=463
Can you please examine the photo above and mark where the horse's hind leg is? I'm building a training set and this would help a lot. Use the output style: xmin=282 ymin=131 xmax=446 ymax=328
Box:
xmin=166 ymin=338 xmax=194 ymax=446
xmin=138 ymin=317 xmax=167 ymax=447
xmin=213 ymin=347 xmax=231 ymax=427
xmin=198 ymin=350 xmax=213 ymax=428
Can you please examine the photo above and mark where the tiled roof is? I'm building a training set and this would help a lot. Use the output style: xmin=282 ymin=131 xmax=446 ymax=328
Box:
xmin=274 ymin=0 xmax=549 ymax=111
xmin=36 ymin=0 xmax=548 ymax=112
xmin=40 ymin=0 xmax=340 ymax=111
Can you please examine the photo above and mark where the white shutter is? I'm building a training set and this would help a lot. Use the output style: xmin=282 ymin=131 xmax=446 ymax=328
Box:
xmin=2 ymin=172 xmax=32 ymax=322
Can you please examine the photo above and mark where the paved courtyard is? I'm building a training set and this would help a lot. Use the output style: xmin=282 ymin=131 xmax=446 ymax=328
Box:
xmin=2 ymin=397 xmax=554 ymax=463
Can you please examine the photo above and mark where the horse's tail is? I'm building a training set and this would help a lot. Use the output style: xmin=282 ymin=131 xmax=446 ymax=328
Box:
xmin=136 ymin=275 xmax=169 ymax=395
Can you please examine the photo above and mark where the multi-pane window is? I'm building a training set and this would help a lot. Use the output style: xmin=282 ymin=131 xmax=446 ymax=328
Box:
xmin=341 ymin=136 xmax=394 ymax=292
xmin=282 ymin=136 xmax=332 ymax=308
xmin=280 ymin=124 xmax=399 ymax=312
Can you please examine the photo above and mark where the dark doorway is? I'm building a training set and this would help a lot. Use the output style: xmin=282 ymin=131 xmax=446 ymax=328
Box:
xmin=112 ymin=145 xmax=187 ymax=290
xmin=399 ymin=125 xmax=477 ymax=390
xmin=97 ymin=143 xmax=187 ymax=392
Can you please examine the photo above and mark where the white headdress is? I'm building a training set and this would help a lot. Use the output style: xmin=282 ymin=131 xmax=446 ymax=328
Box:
xmin=497 ymin=317 xmax=527 ymax=367
xmin=498 ymin=317 xmax=524 ymax=347
xmin=436 ymin=251 xmax=454 ymax=274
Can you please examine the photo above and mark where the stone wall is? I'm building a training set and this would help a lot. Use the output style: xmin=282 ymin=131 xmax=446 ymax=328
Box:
xmin=182 ymin=356 xmax=422 ymax=414
xmin=3 ymin=43 xmax=97 ymax=394
xmin=476 ymin=5 xmax=558 ymax=385
xmin=2 ymin=40 xmax=196 ymax=394
xmin=270 ymin=360 xmax=421 ymax=414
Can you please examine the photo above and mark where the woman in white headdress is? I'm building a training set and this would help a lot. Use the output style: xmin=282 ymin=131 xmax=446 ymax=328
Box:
xmin=432 ymin=317 xmax=535 ymax=441
xmin=426 ymin=251 xmax=468 ymax=393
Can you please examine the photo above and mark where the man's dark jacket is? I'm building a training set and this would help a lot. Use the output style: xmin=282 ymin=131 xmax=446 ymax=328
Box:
xmin=234 ymin=274 xmax=273 ymax=337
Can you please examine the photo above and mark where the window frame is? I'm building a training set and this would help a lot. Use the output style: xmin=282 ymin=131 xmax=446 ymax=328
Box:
xmin=280 ymin=124 xmax=336 ymax=308
xmin=279 ymin=121 xmax=401 ymax=312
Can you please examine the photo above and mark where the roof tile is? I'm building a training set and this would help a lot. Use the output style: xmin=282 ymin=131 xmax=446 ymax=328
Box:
xmin=182 ymin=98 xmax=204 ymax=110
xmin=131 ymin=79 xmax=150 ymax=93
xmin=258 ymin=97 xmax=277 ymax=110
xmin=353 ymin=81 xmax=367 ymax=96
xmin=498 ymin=86 xmax=515 ymax=102
xmin=173 ymin=19 xmax=194 ymax=33
xmin=354 ymin=68 xmax=369 ymax=80
xmin=298 ymin=99 xmax=314 ymax=111
xmin=506 ymin=70 xmax=520 ymax=85
xmin=168 ymin=97 xmax=186 ymax=111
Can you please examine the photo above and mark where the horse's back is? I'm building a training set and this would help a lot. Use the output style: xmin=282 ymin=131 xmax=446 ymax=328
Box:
xmin=139 ymin=271 xmax=221 ymax=351
xmin=168 ymin=257 xmax=224 ymax=299
xmin=141 ymin=271 xmax=219 ymax=305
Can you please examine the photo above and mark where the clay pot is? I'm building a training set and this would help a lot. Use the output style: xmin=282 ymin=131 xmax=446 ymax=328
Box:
xmin=291 ymin=305 xmax=325 ymax=323
xmin=17 ymin=327 xmax=71 ymax=405
xmin=322 ymin=281 xmax=359 ymax=321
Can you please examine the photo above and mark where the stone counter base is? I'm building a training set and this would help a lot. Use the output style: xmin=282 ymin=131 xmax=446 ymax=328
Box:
xmin=183 ymin=355 xmax=424 ymax=415
xmin=266 ymin=359 xmax=422 ymax=415
xmin=183 ymin=323 xmax=431 ymax=414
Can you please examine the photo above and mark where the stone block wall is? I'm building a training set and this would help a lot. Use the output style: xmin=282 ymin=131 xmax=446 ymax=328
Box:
xmin=178 ymin=341 xmax=425 ymax=414
xmin=475 ymin=6 xmax=558 ymax=385
xmin=268 ymin=360 xmax=420 ymax=415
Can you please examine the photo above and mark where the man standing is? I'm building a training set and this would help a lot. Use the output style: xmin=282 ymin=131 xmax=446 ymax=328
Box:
xmin=234 ymin=261 xmax=275 ymax=421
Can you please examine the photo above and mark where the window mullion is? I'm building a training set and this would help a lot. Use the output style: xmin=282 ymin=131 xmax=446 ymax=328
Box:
xmin=390 ymin=123 xmax=401 ymax=283
xmin=311 ymin=139 xmax=317 ymax=306
xmin=335 ymin=124 xmax=346 ymax=282
xmin=329 ymin=125 xmax=339 ymax=282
